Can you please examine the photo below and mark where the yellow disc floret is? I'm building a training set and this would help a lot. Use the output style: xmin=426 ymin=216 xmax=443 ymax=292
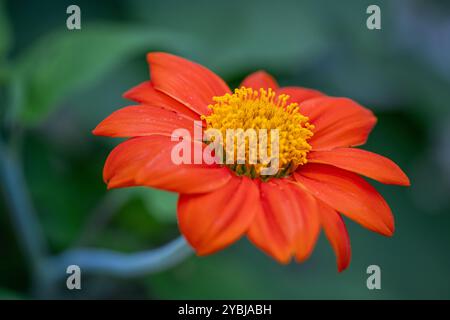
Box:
xmin=202 ymin=87 xmax=314 ymax=180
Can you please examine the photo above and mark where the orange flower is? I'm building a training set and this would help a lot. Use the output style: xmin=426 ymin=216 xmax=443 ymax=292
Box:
xmin=93 ymin=52 xmax=410 ymax=271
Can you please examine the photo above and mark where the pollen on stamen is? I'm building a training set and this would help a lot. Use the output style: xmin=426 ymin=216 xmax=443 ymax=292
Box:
xmin=202 ymin=87 xmax=314 ymax=179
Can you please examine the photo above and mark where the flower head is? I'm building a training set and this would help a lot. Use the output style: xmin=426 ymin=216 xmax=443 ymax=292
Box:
xmin=203 ymin=87 xmax=314 ymax=178
xmin=93 ymin=52 xmax=410 ymax=271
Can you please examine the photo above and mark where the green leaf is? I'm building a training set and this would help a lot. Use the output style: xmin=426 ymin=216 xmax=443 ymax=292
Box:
xmin=127 ymin=0 xmax=330 ymax=76
xmin=128 ymin=187 xmax=178 ymax=223
xmin=14 ymin=24 xmax=198 ymax=125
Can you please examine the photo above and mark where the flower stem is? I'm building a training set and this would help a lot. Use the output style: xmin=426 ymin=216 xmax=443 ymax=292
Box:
xmin=46 ymin=236 xmax=192 ymax=279
xmin=0 ymin=141 xmax=48 ymax=279
xmin=1 ymin=139 xmax=193 ymax=297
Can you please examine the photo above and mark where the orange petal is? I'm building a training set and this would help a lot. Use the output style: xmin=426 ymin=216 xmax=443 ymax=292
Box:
xmin=240 ymin=71 xmax=279 ymax=90
xmin=92 ymin=105 xmax=195 ymax=138
xmin=276 ymin=86 xmax=324 ymax=104
xmin=309 ymin=148 xmax=410 ymax=186
xmin=147 ymin=52 xmax=231 ymax=116
xmin=177 ymin=176 xmax=259 ymax=255
xmin=318 ymin=201 xmax=351 ymax=272
xmin=300 ymin=96 xmax=377 ymax=150
xmin=136 ymin=139 xmax=232 ymax=194
xmin=294 ymin=163 xmax=394 ymax=236
xmin=123 ymin=81 xmax=200 ymax=121
xmin=247 ymin=179 xmax=308 ymax=263
xmin=104 ymin=136 xmax=231 ymax=193
xmin=290 ymin=184 xmax=321 ymax=263
xmin=103 ymin=136 xmax=167 ymax=188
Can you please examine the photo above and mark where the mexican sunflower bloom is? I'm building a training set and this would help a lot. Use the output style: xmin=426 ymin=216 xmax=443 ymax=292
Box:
xmin=93 ymin=52 xmax=410 ymax=271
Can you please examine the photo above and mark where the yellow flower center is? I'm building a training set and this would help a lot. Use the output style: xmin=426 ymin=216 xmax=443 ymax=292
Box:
xmin=202 ymin=87 xmax=314 ymax=180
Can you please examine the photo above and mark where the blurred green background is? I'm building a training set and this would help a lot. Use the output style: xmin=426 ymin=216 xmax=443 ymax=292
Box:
xmin=1 ymin=0 xmax=450 ymax=299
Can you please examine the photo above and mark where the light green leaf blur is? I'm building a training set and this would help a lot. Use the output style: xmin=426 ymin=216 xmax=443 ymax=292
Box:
xmin=14 ymin=25 xmax=198 ymax=124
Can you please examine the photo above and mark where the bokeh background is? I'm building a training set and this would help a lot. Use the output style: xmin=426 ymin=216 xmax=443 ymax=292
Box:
xmin=1 ymin=0 xmax=450 ymax=299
